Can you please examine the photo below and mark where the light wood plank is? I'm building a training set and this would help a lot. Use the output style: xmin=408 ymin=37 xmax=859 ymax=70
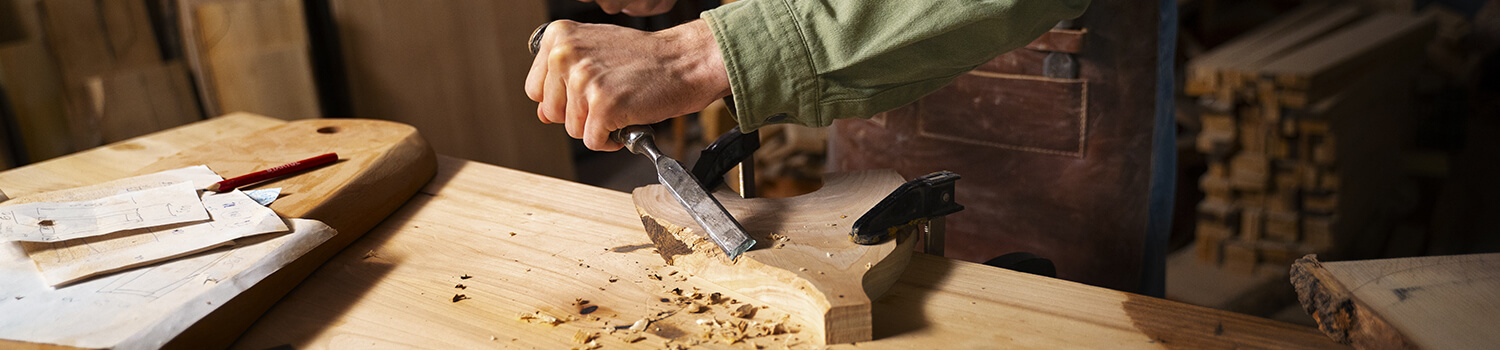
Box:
xmin=0 ymin=0 xmax=73 ymax=162
xmin=1292 ymin=254 xmax=1500 ymax=349
xmin=192 ymin=0 xmax=321 ymax=120
xmin=231 ymin=158 xmax=1344 ymax=349
xmin=82 ymin=61 xmax=204 ymax=144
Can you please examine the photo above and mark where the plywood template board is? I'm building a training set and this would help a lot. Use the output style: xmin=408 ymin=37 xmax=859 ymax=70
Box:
xmin=190 ymin=0 xmax=321 ymax=120
xmin=1292 ymin=254 xmax=1500 ymax=349
xmin=327 ymin=0 xmax=576 ymax=180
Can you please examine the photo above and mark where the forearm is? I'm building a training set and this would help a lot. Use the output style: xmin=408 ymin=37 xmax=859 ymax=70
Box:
xmin=703 ymin=0 xmax=1090 ymax=130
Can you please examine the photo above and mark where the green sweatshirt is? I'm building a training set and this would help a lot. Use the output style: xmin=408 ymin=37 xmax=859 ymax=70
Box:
xmin=702 ymin=0 xmax=1090 ymax=131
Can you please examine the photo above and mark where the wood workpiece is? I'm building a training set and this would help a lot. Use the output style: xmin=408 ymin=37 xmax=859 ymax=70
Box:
xmin=1292 ymin=254 xmax=1500 ymax=349
xmin=634 ymin=170 xmax=917 ymax=344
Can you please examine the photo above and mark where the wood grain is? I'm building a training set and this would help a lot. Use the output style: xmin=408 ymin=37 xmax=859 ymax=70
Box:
xmin=191 ymin=0 xmax=321 ymax=120
xmin=326 ymin=0 xmax=576 ymax=180
xmin=1292 ymin=254 xmax=1500 ymax=349
xmin=37 ymin=0 xmax=163 ymax=149
xmin=82 ymin=61 xmax=204 ymax=144
xmin=635 ymin=170 xmax=917 ymax=344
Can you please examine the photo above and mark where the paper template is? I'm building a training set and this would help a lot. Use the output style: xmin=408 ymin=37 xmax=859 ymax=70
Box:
xmin=10 ymin=165 xmax=223 ymax=204
xmin=0 ymin=219 xmax=335 ymax=349
xmin=0 ymin=182 xmax=209 ymax=242
xmin=23 ymin=190 xmax=290 ymax=286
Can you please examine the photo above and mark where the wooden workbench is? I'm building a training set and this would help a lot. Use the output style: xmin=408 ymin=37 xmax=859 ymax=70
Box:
xmin=0 ymin=115 xmax=1345 ymax=349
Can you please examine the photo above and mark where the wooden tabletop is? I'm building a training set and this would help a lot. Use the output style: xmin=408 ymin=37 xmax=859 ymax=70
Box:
xmin=0 ymin=115 xmax=1345 ymax=349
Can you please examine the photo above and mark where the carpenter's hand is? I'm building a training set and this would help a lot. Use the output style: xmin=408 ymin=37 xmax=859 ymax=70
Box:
xmin=525 ymin=20 xmax=730 ymax=151
xmin=579 ymin=0 xmax=676 ymax=16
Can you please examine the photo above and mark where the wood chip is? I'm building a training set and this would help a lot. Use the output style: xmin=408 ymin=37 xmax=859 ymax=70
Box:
xmin=451 ymin=294 xmax=470 ymax=302
xmin=730 ymin=304 xmax=758 ymax=319
xmin=687 ymin=302 xmax=709 ymax=313
xmin=460 ymin=274 xmax=472 ymax=279
xmin=628 ymin=318 xmax=649 ymax=331
xmin=573 ymin=330 xmax=598 ymax=344
xmin=622 ymin=334 xmax=645 ymax=343
xmin=707 ymin=292 xmax=726 ymax=305
xmin=518 ymin=312 xmax=564 ymax=326
xmin=455 ymin=284 xmax=466 ymax=289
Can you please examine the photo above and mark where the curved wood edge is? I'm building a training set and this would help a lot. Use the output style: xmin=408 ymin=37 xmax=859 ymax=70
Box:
xmin=634 ymin=170 xmax=917 ymax=345
xmin=1291 ymin=254 xmax=1415 ymax=349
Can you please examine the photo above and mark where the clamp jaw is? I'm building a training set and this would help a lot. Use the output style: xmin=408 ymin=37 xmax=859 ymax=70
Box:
xmin=850 ymin=172 xmax=963 ymax=256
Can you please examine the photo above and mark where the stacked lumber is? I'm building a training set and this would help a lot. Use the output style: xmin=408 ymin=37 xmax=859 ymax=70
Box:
xmin=1187 ymin=4 xmax=1435 ymax=274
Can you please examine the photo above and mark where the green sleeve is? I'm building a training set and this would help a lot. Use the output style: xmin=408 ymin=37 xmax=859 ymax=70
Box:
xmin=701 ymin=0 xmax=1090 ymax=131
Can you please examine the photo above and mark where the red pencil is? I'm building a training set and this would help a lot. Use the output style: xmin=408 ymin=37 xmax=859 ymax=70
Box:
xmin=206 ymin=152 xmax=339 ymax=192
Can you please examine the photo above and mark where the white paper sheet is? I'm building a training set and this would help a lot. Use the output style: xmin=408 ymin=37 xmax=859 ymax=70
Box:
xmin=9 ymin=165 xmax=223 ymax=204
xmin=0 ymin=182 xmax=210 ymax=242
xmin=0 ymin=219 xmax=336 ymax=349
xmin=22 ymin=190 xmax=290 ymax=286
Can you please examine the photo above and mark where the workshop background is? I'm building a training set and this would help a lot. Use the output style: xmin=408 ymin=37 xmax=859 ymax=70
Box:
xmin=0 ymin=0 xmax=1496 ymax=329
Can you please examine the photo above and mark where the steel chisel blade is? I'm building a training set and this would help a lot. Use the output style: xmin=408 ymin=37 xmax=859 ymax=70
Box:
xmin=654 ymin=157 xmax=756 ymax=260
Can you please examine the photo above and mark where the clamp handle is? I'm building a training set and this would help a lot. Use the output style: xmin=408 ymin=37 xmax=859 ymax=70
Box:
xmin=850 ymin=171 xmax=964 ymax=245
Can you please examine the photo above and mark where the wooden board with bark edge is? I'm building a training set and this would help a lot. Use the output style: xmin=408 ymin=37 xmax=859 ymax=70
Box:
xmin=0 ymin=114 xmax=436 ymax=349
xmin=634 ymin=170 xmax=919 ymax=345
xmin=1292 ymin=254 xmax=1500 ymax=349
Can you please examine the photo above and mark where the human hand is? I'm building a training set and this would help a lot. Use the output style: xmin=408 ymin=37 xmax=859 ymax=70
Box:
xmin=577 ymin=0 xmax=677 ymax=16
xmin=525 ymin=20 xmax=731 ymax=151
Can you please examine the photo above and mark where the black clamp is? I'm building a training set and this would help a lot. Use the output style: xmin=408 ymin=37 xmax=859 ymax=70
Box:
xmin=691 ymin=128 xmax=759 ymax=197
xmin=850 ymin=171 xmax=964 ymax=246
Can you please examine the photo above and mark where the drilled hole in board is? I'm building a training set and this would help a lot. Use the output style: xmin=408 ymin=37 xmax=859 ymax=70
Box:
xmin=316 ymin=126 xmax=340 ymax=134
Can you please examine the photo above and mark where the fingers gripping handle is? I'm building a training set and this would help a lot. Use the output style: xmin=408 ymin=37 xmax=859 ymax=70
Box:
xmin=610 ymin=125 xmax=655 ymax=155
xmin=529 ymin=20 xmax=639 ymax=151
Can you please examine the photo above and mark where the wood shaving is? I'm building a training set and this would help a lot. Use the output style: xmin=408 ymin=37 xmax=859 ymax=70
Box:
xmin=508 ymin=232 xmax=517 ymax=236
xmin=687 ymin=302 xmax=708 ymax=313
xmin=707 ymin=292 xmax=726 ymax=305
xmin=574 ymin=298 xmax=589 ymax=306
xmin=573 ymin=330 xmax=598 ymax=344
xmin=451 ymin=294 xmax=470 ymax=302
xmin=621 ymin=334 xmax=645 ymax=343
xmin=455 ymin=284 xmax=466 ymax=289
xmin=608 ymin=276 xmax=619 ymax=283
xmin=730 ymin=304 xmax=758 ymax=319
xmin=460 ymin=274 xmax=472 ymax=279
xmin=518 ymin=312 xmax=564 ymax=326
xmin=649 ymin=273 xmax=662 ymax=280
xmin=628 ymin=318 xmax=649 ymax=331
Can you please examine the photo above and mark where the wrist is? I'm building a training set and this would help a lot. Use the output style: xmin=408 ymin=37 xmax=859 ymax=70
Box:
xmin=663 ymin=20 xmax=733 ymax=101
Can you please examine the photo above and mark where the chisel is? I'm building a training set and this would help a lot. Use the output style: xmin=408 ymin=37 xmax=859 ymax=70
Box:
xmin=528 ymin=22 xmax=756 ymax=260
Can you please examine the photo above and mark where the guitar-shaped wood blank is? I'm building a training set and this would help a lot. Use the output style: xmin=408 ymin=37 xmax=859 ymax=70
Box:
xmin=634 ymin=170 xmax=919 ymax=344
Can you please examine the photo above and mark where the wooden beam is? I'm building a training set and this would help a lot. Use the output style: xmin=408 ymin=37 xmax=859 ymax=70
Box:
xmin=634 ymin=170 xmax=916 ymax=345
xmin=1292 ymin=254 xmax=1500 ymax=349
